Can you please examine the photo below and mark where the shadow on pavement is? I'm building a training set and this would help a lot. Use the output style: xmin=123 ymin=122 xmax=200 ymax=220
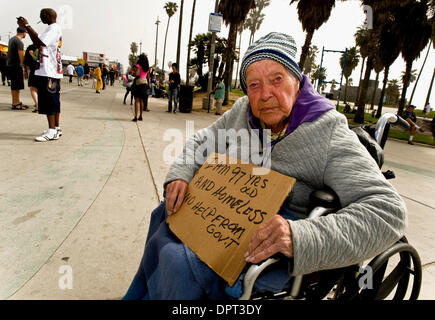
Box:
xmin=0 ymin=132 xmax=38 ymax=140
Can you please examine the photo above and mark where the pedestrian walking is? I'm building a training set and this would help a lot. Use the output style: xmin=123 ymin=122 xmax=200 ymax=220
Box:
xmin=109 ymin=67 xmax=115 ymax=86
xmin=102 ymin=65 xmax=108 ymax=90
xmin=90 ymin=68 xmax=96 ymax=89
xmin=24 ymin=44 xmax=39 ymax=112
xmin=7 ymin=27 xmax=28 ymax=110
xmin=0 ymin=52 xmax=9 ymax=86
xmin=66 ymin=62 xmax=74 ymax=83
xmin=212 ymin=77 xmax=225 ymax=115
xmin=167 ymin=63 xmax=180 ymax=113
xmin=149 ymin=67 xmax=156 ymax=97
xmin=83 ymin=62 xmax=90 ymax=85
xmin=76 ymin=64 xmax=84 ymax=86
xmin=95 ymin=64 xmax=103 ymax=93
xmin=18 ymin=8 xmax=64 ymax=142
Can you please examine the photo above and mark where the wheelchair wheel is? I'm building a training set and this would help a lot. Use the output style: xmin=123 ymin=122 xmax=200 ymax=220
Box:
xmin=357 ymin=240 xmax=422 ymax=300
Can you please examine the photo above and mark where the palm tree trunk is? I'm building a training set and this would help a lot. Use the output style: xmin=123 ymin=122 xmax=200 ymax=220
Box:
xmin=398 ymin=61 xmax=413 ymax=116
xmin=176 ymin=0 xmax=184 ymax=70
xmin=370 ymin=72 xmax=379 ymax=110
xmin=234 ymin=30 xmax=243 ymax=89
xmin=356 ymin=56 xmax=366 ymax=105
xmin=223 ymin=22 xmax=238 ymax=105
xmin=186 ymin=0 xmax=197 ymax=86
xmin=409 ymin=40 xmax=432 ymax=105
xmin=344 ymin=80 xmax=348 ymax=103
xmin=376 ymin=66 xmax=389 ymax=118
xmin=355 ymin=57 xmax=373 ymax=123
xmin=298 ymin=30 xmax=314 ymax=70
xmin=424 ymin=67 xmax=435 ymax=109
xmin=162 ymin=17 xmax=171 ymax=74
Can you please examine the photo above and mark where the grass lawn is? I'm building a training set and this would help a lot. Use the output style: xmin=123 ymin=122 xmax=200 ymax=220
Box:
xmin=388 ymin=129 xmax=434 ymax=145
xmin=336 ymin=105 xmax=434 ymax=146
xmin=231 ymin=89 xmax=245 ymax=97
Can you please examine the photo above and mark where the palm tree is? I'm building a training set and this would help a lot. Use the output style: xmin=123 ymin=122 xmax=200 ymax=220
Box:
xmin=246 ymin=0 xmax=270 ymax=45
xmin=311 ymin=65 xmax=327 ymax=90
xmin=423 ymin=0 xmax=435 ymax=109
xmin=234 ymin=23 xmax=247 ymax=88
xmin=190 ymin=34 xmax=207 ymax=79
xmin=189 ymin=33 xmax=228 ymax=90
xmin=409 ymin=40 xmax=432 ymax=105
xmin=375 ymin=15 xmax=401 ymax=118
xmin=386 ymin=79 xmax=401 ymax=106
xmin=129 ymin=42 xmax=139 ymax=68
xmin=303 ymin=45 xmax=318 ymax=76
xmin=354 ymin=26 xmax=371 ymax=104
xmin=339 ymin=46 xmax=359 ymax=103
xmin=218 ymin=0 xmax=256 ymax=104
xmin=396 ymin=0 xmax=432 ymax=116
xmin=354 ymin=28 xmax=377 ymax=123
xmin=162 ymin=2 xmax=178 ymax=74
xmin=290 ymin=0 xmax=341 ymax=69
xmin=354 ymin=0 xmax=403 ymax=122
xmin=401 ymin=69 xmax=418 ymax=86
xmin=176 ymin=0 xmax=185 ymax=70
xmin=370 ymin=56 xmax=384 ymax=110
xmin=186 ymin=0 xmax=197 ymax=86
xmin=424 ymin=67 xmax=435 ymax=109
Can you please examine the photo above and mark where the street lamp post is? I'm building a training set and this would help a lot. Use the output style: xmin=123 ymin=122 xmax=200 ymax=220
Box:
xmin=140 ymin=42 xmax=142 ymax=55
xmin=206 ymin=0 xmax=220 ymax=111
xmin=155 ymin=17 xmax=161 ymax=68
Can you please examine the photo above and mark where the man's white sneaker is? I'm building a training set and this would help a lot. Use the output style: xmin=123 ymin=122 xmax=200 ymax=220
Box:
xmin=35 ymin=130 xmax=59 ymax=142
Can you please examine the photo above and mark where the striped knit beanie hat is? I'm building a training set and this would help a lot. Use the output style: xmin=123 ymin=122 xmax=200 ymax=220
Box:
xmin=240 ymin=32 xmax=302 ymax=94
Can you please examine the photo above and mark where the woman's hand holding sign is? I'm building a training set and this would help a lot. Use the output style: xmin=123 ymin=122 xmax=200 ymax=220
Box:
xmin=166 ymin=180 xmax=188 ymax=216
xmin=245 ymin=215 xmax=294 ymax=264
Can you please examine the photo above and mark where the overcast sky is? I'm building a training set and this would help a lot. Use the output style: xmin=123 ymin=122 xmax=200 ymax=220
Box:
xmin=1 ymin=0 xmax=434 ymax=109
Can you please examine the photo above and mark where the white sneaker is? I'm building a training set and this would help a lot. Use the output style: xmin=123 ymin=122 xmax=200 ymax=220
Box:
xmin=35 ymin=130 xmax=59 ymax=142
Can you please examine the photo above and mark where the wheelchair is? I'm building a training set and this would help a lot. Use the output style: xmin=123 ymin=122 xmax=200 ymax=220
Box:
xmin=240 ymin=113 xmax=423 ymax=301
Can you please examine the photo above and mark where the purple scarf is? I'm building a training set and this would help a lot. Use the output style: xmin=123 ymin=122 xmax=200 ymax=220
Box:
xmin=248 ymin=75 xmax=335 ymax=146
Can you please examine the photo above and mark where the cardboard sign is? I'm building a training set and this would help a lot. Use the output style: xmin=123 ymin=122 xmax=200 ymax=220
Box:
xmin=167 ymin=153 xmax=296 ymax=286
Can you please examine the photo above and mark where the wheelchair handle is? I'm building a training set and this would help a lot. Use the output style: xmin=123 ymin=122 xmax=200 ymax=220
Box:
xmin=374 ymin=113 xmax=410 ymax=146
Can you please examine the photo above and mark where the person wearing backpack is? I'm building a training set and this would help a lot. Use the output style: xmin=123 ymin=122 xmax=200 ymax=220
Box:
xmin=123 ymin=69 xmax=134 ymax=105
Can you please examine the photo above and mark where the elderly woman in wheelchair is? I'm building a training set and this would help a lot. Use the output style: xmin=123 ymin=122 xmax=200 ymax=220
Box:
xmin=123 ymin=32 xmax=421 ymax=300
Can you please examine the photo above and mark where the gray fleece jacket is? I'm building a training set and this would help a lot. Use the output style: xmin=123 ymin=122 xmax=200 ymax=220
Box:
xmin=164 ymin=96 xmax=407 ymax=276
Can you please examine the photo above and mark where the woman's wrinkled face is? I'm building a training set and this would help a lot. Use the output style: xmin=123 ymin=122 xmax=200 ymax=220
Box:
xmin=246 ymin=60 xmax=300 ymax=131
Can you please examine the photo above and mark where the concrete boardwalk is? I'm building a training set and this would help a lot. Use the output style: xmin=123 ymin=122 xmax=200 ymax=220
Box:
xmin=0 ymin=80 xmax=434 ymax=300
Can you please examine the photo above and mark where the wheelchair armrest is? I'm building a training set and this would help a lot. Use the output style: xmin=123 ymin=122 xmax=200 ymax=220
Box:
xmin=239 ymin=257 xmax=281 ymax=300
xmin=308 ymin=187 xmax=341 ymax=213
